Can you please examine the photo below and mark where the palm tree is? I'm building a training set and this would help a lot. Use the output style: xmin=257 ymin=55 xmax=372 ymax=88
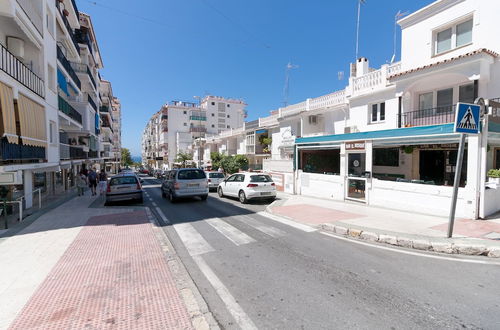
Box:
xmin=175 ymin=152 xmax=193 ymax=168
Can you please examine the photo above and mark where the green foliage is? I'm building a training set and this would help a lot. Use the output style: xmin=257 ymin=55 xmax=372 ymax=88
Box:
xmin=259 ymin=135 xmax=272 ymax=153
xmin=210 ymin=152 xmax=224 ymax=170
xmin=210 ymin=152 xmax=249 ymax=174
xmin=121 ymin=148 xmax=133 ymax=166
xmin=175 ymin=152 xmax=193 ymax=168
xmin=487 ymin=169 xmax=500 ymax=178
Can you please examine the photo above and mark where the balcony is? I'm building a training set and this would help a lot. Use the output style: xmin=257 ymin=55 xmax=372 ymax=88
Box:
xmin=190 ymin=126 xmax=207 ymax=133
xmin=0 ymin=43 xmax=45 ymax=98
xmin=56 ymin=46 xmax=81 ymax=89
xmin=352 ymin=62 xmax=401 ymax=96
xmin=99 ymin=105 xmax=109 ymax=113
xmin=190 ymin=115 xmax=207 ymax=121
xmin=1 ymin=139 xmax=45 ymax=161
xmin=87 ymin=94 xmax=97 ymax=111
xmin=74 ymin=29 xmax=93 ymax=55
xmin=101 ymin=123 xmax=114 ymax=133
xmin=87 ymin=66 xmax=96 ymax=89
xmin=399 ymin=106 xmax=455 ymax=128
xmin=70 ymin=62 xmax=96 ymax=90
xmin=17 ymin=0 xmax=43 ymax=37
xmin=58 ymin=95 xmax=82 ymax=124
xmin=55 ymin=0 xmax=80 ymax=54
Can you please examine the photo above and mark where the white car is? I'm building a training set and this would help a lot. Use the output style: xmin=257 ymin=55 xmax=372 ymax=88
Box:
xmin=217 ymin=172 xmax=276 ymax=203
xmin=206 ymin=171 xmax=226 ymax=191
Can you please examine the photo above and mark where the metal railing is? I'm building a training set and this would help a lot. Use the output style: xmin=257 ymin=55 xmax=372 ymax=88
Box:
xmin=87 ymin=94 xmax=97 ymax=111
xmin=190 ymin=126 xmax=207 ymax=133
xmin=58 ymin=95 xmax=82 ymax=124
xmin=56 ymin=45 xmax=81 ymax=89
xmin=99 ymin=105 xmax=109 ymax=112
xmin=87 ymin=66 xmax=97 ymax=89
xmin=400 ymin=105 xmax=456 ymax=127
xmin=2 ymin=188 xmax=43 ymax=226
xmin=0 ymin=138 xmax=45 ymax=161
xmin=0 ymin=43 xmax=45 ymax=98
xmin=55 ymin=0 xmax=80 ymax=54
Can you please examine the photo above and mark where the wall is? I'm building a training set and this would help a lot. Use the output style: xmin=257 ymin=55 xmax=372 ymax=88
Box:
xmin=482 ymin=182 xmax=500 ymax=217
xmin=298 ymin=171 xmax=344 ymax=200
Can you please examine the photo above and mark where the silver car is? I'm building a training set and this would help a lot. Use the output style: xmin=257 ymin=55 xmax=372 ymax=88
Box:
xmin=206 ymin=171 xmax=225 ymax=191
xmin=161 ymin=168 xmax=208 ymax=202
xmin=105 ymin=174 xmax=143 ymax=204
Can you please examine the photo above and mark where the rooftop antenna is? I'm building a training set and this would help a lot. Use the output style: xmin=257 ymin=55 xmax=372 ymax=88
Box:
xmin=392 ymin=10 xmax=409 ymax=63
xmin=283 ymin=61 xmax=298 ymax=107
xmin=355 ymin=0 xmax=366 ymax=60
xmin=338 ymin=71 xmax=344 ymax=81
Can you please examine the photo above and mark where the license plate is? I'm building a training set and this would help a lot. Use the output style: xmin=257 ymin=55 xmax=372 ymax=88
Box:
xmin=260 ymin=192 xmax=271 ymax=196
xmin=188 ymin=183 xmax=199 ymax=187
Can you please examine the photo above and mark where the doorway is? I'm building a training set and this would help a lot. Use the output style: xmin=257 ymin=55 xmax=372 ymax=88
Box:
xmin=346 ymin=152 xmax=367 ymax=202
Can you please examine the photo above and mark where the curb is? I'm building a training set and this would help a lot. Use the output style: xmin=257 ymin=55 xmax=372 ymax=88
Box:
xmin=320 ymin=222 xmax=500 ymax=258
xmin=145 ymin=207 xmax=220 ymax=330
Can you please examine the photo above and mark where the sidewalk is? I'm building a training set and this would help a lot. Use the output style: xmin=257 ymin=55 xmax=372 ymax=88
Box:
xmin=269 ymin=192 xmax=500 ymax=257
xmin=0 ymin=194 xmax=208 ymax=329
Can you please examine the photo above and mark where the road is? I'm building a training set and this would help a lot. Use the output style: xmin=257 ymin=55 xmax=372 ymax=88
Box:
xmin=139 ymin=177 xmax=500 ymax=330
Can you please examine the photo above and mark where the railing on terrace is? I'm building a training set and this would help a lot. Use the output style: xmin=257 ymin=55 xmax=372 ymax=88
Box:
xmin=0 ymin=43 xmax=45 ymax=98
xmin=387 ymin=62 xmax=402 ymax=76
xmin=55 ymin=0 xmax=80 ymax=54
xmin=56 ymin=46 xmax=81 ymax=89
xmin=17 ymin=0 xmax=43 ymax=36
xmin=1 ymin=138 xmax=45 ymax=161
xmin=87 ymin=94 xmax=97 ymax=111
xmin=58 ymin=95 xmax=82 ymax=124
xmin=309 ymin=89 xmax=346 ymax=111
xmin=399 ymin=105 xmax=455 ymax=128
xmin=170 ymin=101 xmax=197 ymax=108
xmin=352 ymin=62 xmax=401 ymax=95
xmin=69 ymin=145 xmax=85 ymax=159
xmin=259 ymin=114 xmax=279 ymax=127
xmin=280 ymin=101 xmax=307 ymax=117
xmin=59 ymin=143 xmax=70 ymax=159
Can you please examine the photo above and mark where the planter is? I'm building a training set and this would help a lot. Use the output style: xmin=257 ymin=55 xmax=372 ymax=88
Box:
xmin=488 ymin=177 xmax=500 ymax=184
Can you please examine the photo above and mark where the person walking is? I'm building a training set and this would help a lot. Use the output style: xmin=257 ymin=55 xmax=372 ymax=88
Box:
xmin=87 ymin=168 xmax=98 ymax=196
xmin=76 ymin=171 xmax=87 ymax=196
xmin=98 ymin=170 xmax=108 ymax=195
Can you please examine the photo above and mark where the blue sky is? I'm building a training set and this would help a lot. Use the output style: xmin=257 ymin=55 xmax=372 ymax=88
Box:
xmin=78 ymin=0 xmax=433 ymax=156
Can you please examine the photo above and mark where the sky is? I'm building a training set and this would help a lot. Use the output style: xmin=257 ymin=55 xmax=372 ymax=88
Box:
xmin=78 ymin=0 xmax=434 ymax=156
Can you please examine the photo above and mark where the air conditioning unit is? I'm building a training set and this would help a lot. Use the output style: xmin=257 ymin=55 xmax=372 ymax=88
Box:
xmin=7 ymin=37 xmax=25 ymax=60
xmin=308 ymin=115 xmax=318 ymax=125
xmin=344 ymin=126 xmax=359 ymax=134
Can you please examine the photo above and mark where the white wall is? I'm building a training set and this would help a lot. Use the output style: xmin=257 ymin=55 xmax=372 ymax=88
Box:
xmin=298 ymin=172 xmax=345 ymax=200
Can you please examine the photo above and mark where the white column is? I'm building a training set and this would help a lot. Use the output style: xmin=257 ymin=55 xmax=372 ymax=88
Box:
xmin=23 ymin=170 xmax=33 ymax=209
xmin=365 ymin=141 xmax=373 ymax=204
xmin=466 ymin=135 xmax=481 ymax=219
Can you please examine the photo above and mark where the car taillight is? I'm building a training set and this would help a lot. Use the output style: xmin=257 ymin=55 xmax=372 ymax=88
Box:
xmin=208 ymin=179 xmax=211 ymax=182
xmin=174 ymin=182 xmax=180 ymax=190
xmin=247 ymin=183 xmax=258 ymax=188
xmin=106 ymin=183 xmax=111 ymax=193
xmin=271 ymin=183 xmax=275 ymax=186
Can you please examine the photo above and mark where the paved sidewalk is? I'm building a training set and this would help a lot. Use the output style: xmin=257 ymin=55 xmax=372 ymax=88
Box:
xmin=269 ymin=192 xmax=500 ymax=257
xmin=0 ymin=194 xmax=198 ymax=329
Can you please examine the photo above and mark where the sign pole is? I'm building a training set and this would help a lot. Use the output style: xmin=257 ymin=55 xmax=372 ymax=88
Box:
xmin=447 ymin=133 xmax=466 ymax=238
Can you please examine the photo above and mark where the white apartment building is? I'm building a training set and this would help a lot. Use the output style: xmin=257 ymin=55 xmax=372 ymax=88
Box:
xmin=0 ymin=0 xmax=121 ymax=210
xmin=202 ymin=0 xmax=500 ymax=220
xmin=142 ymin=95 xmax=246 ymax=169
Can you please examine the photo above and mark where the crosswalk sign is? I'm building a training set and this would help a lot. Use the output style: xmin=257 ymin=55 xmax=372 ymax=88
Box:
xmin=454 ymin=103 xmax=480 ymax=134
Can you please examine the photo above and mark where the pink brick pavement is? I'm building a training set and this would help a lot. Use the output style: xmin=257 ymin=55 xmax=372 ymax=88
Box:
xmin=432 ymin=218 xmax=500 ymax=239
xmin=9 ymin=210 xmax=193 ymax=330
xmin=271 ymin=204 xmax=364 ymax=224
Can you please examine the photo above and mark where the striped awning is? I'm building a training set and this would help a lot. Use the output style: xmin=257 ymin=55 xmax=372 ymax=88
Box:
xmin=0 ymin=81 xmax=19 ymax=144
xmin=18 ymin=93 xmax=47 ymax=147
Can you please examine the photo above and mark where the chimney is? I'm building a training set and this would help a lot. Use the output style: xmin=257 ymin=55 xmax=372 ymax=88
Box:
xmin=356 ymin=57 xmax=369 ymax=76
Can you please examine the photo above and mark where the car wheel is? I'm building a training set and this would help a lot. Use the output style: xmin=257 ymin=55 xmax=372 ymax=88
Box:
xmin=161 ymin=189 xmax=166 ymax=198
xmin=238 ymin=190 xmax=248 ymax=204
xmin=218 ymin=187 xmax=224 ymax=198
xmin=169 ymin=190 xmax=177 ymax=203
xmin=200 ymin=194 xmax=208 ymax=201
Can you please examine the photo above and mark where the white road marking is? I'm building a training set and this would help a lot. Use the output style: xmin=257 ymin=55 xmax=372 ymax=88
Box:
xmin=320 ymin=232 xmax=500 ymax=265
xmin=193 ymin=255 xmax=258 ymax=330
xmin=151 ymin=202 xmax=157 ymax=207
xmin=236 ymin=215 xmax=286 ymax=238
xmin=155 ymin=207 xmax=170 ymax=225
xmin=257 ymin=211 xmax=317 ymax=233
xmin=206 ymin=218 xmax=256 ymax=246
xmin=144 ymin=184 xmax=162 ymax=188
xmin=174 ymin=223 xmax=214 ymax=256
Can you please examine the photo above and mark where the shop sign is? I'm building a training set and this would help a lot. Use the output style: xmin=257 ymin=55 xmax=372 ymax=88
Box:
xmin=419 ymin=143 xmax=458 ymax=150
xmin=345 ymin=141 xmax=365 ymax=151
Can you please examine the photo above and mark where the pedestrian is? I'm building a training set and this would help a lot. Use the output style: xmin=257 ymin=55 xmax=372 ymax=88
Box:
xmin=87 ymin=168 xmax=98 ymax=196
xmin=98 ymin=170 xmax=107 ymax=195
xmin=76 ymin=171 xmax=87 ymax=196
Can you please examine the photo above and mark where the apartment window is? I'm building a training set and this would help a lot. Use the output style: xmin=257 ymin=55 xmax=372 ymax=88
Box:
xmin=435 ymin=18 xmax=473 ymax=55
xmin=183 ymin=111 xmax=187 ymax=114
xmin=370 ymin=102 xmax=385 ymax=123
xmin=419 ymin=92 xmax=433 ymax=110
xmin=373 ymin=148 xmax=399 ymax=167
xmin=436 ymin=88 xmax=453 ymax=113
xmin=211 ymin=124 xmax=215 ymax=128
xmin=218 ymin=118 xmax=225 ymax=123
xmin=459 ymin=83 xmax=475 ymax=103
xmin=227 ymin=104 xmax=230 ymax=107
xmin=218 ymin=124 xmax=226 ymax=128
xmin=211 ymin=102 xmax=215 ymax=106
xmin=47 ymin=64 xmax=56 ymax=92
xmin=218 ymin=112 xmax=225 ymax=118
xmin=227 ymin=125 xmax=230 ymax=128
xmin=183 ymin=123 xmax=187 ymax=126
xmin=49 ymin=121 xmax=56 ymax=144
xmin=227 ymin=114 xmax=230 ymax=118
xmin=211 ymin=113 xmax=215 ymax=117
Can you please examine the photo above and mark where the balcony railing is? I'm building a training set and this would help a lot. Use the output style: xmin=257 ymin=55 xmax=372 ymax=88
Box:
xmin=87 ymin=66 xmax=97 ymax=89
xmin=0 ymin=43 xmax=45 ymax=98
xmin=399 ymin=105 xmax=456 ymax=128
xmin=58 ymin=95 xmax=82 ymax=124
xmin=309 ymin=89 xmax=346 ymax=111
xmin=56 ymin=46 xmax=81 ymax=89
xmin=190 ymin=126 xmax=207 ymax=133
xmin=70 ymin=145 xmax=85 ymax=159
xmin=74 ymin=29 xmax=93 ymax=55
xmin=99 ymin=105 xmax=109 ymax=112
xmin=102 ymin=123 xmax=114 ymax=133
xmin=88 ymin=150 xmax=98 ymax=158
xmin=55 ymin=0 xmax=80 ymax=54
xmin=1 ymin=138 xmax=45 ymax=161
xmin=88 ymin=94 xmax=97 ymax=111
xmin=190 ymin=115 xmax=207 ymax=121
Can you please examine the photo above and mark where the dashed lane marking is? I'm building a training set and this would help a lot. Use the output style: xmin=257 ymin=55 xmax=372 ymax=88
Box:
xmin=206 ymin=218 xmax=256 ymax=246
xmin=152 ymin=202 xmax=157 ymax=207
xmin=155 ymin=207 xmax=170 ymax=225
xmin=257 ymin=211 xmax=317 ymax=233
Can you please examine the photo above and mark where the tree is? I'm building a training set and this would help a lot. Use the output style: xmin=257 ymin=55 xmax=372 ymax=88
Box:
xmin=210 ymin=152 xmax=224 ymax=170
xmin=121 ymin=148 xmax=133 ymax=167
xmin=175 ymin=152 xmax=193 ymax=168
xmin=259 ymin=135 xmax=272 ymax=153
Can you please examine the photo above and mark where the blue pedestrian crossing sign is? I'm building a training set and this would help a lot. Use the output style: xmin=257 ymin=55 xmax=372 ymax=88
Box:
xmin=454 ymin=102 xmax=480 ymax=134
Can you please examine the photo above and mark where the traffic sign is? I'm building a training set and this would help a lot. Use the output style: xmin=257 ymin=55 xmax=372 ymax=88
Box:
xmin=454 ymin=102 xmax=480 ymax=134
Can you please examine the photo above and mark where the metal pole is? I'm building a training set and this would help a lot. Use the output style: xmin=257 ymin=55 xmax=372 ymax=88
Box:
xmin=3 ymin=200 xmax=7 ymax=229
xmin=19 ymin=201 xmax=23 ymax=222
xmin=355 ymin=0 xmax=361 ymax=60
xmin=38 ymin=189 xmax=41 ymax=209
xmin=447 ymin=133 xmax=466 ymax=238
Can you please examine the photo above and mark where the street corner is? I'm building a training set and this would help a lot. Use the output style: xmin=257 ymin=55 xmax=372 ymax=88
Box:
xmin=270 ymin=204 xmax=363 ymax=226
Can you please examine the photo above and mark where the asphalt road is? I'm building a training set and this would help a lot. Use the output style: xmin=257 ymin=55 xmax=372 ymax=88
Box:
xmin=139 ymin=177 xmax=500 ymax=330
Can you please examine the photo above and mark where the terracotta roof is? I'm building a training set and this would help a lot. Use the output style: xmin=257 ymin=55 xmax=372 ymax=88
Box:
xmin=389 ymin=48 xmax=498 ymax=79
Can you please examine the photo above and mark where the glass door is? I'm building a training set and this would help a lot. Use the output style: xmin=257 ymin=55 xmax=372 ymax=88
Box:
xmin=346 ymin=152 xmax=367 ymax=202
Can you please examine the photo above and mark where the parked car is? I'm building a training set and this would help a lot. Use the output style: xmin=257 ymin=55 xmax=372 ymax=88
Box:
xmin=105 ymin=173 xmax=143 ymax=204
xmin=206 ymin=171 xmax=225 ymax=191
xmin=217 ymin=172 xmax=276 ymax=203
xmin=161 ymin=168 xmax=208 ymax=202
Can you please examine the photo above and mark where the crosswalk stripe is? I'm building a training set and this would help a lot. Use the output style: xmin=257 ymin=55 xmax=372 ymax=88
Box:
xmin=206 ymin=218 xmax=256 ymax=246
xmin=235 ymin=215 xmax=286 ymax=238
xmin=174 ymin=223 xmax=215 ymax=256
xmin=257 ymin=211 xmax=317 ymax=232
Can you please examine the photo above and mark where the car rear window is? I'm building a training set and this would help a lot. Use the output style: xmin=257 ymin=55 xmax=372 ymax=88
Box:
xmin=250 ymin=175 xmax=273 ymax=182
xmin=177 ymin=169 xmax=206 ymax=180
xmin=208 ymin=172 xmax=225 ymax=178
xmin=109 ymin=176 xmax=138 ymax=185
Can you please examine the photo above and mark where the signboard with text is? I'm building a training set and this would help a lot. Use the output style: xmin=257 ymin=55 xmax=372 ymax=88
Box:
xmin=345 ymin=141 xmax=365 ymax=151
